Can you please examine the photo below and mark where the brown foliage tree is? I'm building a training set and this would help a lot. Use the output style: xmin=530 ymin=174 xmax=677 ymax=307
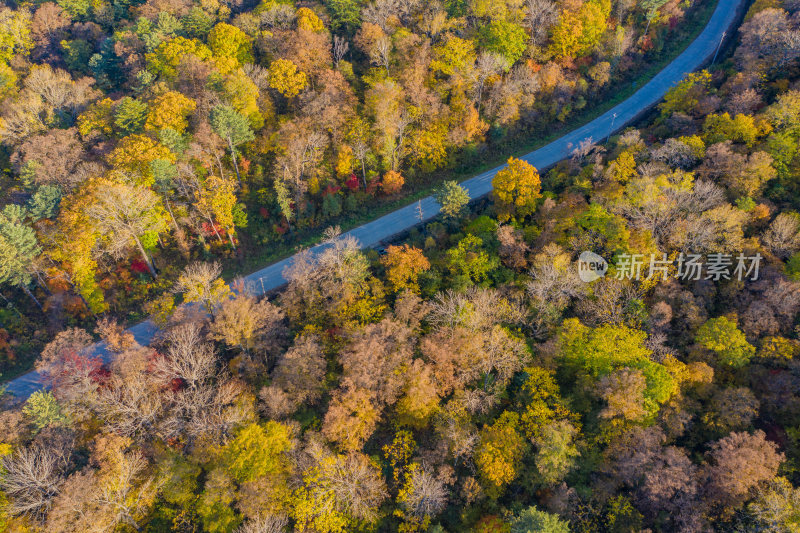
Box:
xmin=339 ymin=318 xmax=415 ymax=406
xmin=322 ymin=387 xmax=381 ymax=452
xmin=702 ymin=430 xmax=784 ymax=513
xmin=260 ymin=334 xmax=326 ymax=418
xmin=209 ymin=293 xmax=288 ymax=362
xmin=11 ymin=128 xmax=85 ymax=189
xmin=0 ymin=441 xmax=71 ymax=519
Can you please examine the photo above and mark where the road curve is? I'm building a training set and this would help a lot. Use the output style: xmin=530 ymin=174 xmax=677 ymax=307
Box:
xmin=3 ymin=0 xmax=746 ymax=399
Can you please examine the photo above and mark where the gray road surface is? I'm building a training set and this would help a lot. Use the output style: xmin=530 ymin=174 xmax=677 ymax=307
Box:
xmin=3 ymin=0 xmax=745 ymax=399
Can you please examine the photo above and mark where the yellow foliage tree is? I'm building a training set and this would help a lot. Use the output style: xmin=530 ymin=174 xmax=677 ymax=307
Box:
xmin=175 ymin=261 xmax=232 ymax=313
xmin=292 ymin=451 xmax=387 ymax=533
xmin=221 ymin=422 xmax=294 ymax=483
xmin=107 ymin=134 xmax=175 ymax=186
xmin=146 ymin=37 xmax=213 ymax=79
xmin=336 ymin=145 xmax=354 ymax=178
xmin=549 ymin=0 xmax=611 ymax=59
xmin=380 ymin=244 xmax=430 ymax=293
xmin=145 ymin=90 xmax=197 ymax=132
xmin=52 ymin=192 xmax=106 ymax=313
xmin=659 ymin=70 xmax=712 ymax=118
xmin=207 ymin=22 xmax=253 ymax=64
xmin=410 ymin=121 xmax=448 ymax=172
xmin=196 ymin=175 xmax=240 ymax=248
xmin=475 ymin=411 xmax=526 ymax=496
xmin=492 ymin=157 xmax=542 ymax=221
xmin=607 ymin=150 xmax=637 ymax=182
xmin=268 ymin=58 xmax=308 ymax=98
xmin=430 ymin=35 xmax=476 ymax=76
xmin=77 ymin=98 xmax=115 ymax=138
xmin=296 ymin=7 xmax=325 ymax=32
xmin=0 ymin=8 xmax=32 ymax=65
xmin=395 ymin=361 xmax=439 ymax=428
xmin=381 ymin=170 xmax=404 ymax=195
xmin=213 ymin=68 xmax=263 ymax=128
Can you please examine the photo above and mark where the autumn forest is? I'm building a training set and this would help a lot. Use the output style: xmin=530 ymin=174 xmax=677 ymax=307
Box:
xmin=2 ymin=0 xmax=800 ymax=530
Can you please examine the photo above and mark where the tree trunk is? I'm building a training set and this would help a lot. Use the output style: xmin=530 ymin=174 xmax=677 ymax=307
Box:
xmin=164 ymin=198 xmax=180 ymax=234
xmin=229 ymin=139 xmax=242 ymax=185
xmin=133 ymin=236 xmax=157 ymax=278
xmin=198 ymin=232 xmax=210 ymax=253
xmin=20 ymin=284 xmax=43 ymax=311
xmin=214 ymin=153 xmax=226 ymax=179
xmin=0 ymin=291 xmax=24 ymax=318
xmin=390 ymin=144 xmax=399 ymax=172
xmin=123 ymin=514 xmax=143 ymax=533
xmin=206 ymin=215 xmax=225 ymax=243
xmin=65 ymin=277 xmax=92 ymax=314
xmin=164 ymin=198 xmax=190 ymax=258
xmin=34 ymin=274 xmax=52 ymax=295
xmin=360 ymin=157 xmax=368 ymax=191
xmin=227 ymin=229 xmax=237 ymax=250
xmin=54 ymin=267 xmax=96 ymax=316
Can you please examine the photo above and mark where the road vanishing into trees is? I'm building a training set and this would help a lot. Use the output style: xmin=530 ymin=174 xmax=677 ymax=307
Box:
xmin=4 ymin=0 xmax=747 ymax=399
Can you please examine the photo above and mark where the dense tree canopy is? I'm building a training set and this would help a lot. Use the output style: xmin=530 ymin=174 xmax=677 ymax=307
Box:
xmin=0 ymin=0 xmax=799 ymax=532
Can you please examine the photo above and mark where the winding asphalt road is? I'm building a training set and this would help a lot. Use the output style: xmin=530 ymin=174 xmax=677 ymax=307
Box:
xmin=3 ymin=0 xmax=746 ymax=399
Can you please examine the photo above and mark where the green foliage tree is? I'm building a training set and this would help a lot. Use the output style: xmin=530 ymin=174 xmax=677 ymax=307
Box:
xmin=221 ymin=422 xmax=293 ymax=483
xmin=0 ymin=206 xmax=42 ymax=309
xmin=572 ymin=204 xmax=631 ymax=258
xmin=22 ymin=391 xmax=67 ymax=430
xmin=695 ymin=316 xmax=756 ymax=368
xmin=197 ymin=468 xmax=241 ymax=532
xmin=324 ymin=0 xmax=362 ymax=33
xmin=447 ymin=234 xmax=496 ymax=283
xmin=534 ymin=420 xmax=580 ymax=485
xmin=477 ymin=21 xmax=527 ymax=67
xmin=322 ymin=193 xmax=342 ymax=218
xmin=640 ymin=0 xmax=671 ymax=34
xmin=434 ymin=180 xmax=470 ymax=221
xmin=181 ymin=7 xmax=214 ymax=38
xmin=510 ymin=505 xmax=571 ymax=533
xmin=61 ymin=39 xmax=93 ymax=75
xmin=113 ymin=97 xmax=149 ymax=135
xmin=557 ymin=319 xmax=677 ymax=416
xmin=157 ymin=451 xmax=202 ymax=510
xmin=209 ymin=104 xmax=255 ymax=183
xmin=27 ymin=186 xmax=61 ymax=221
